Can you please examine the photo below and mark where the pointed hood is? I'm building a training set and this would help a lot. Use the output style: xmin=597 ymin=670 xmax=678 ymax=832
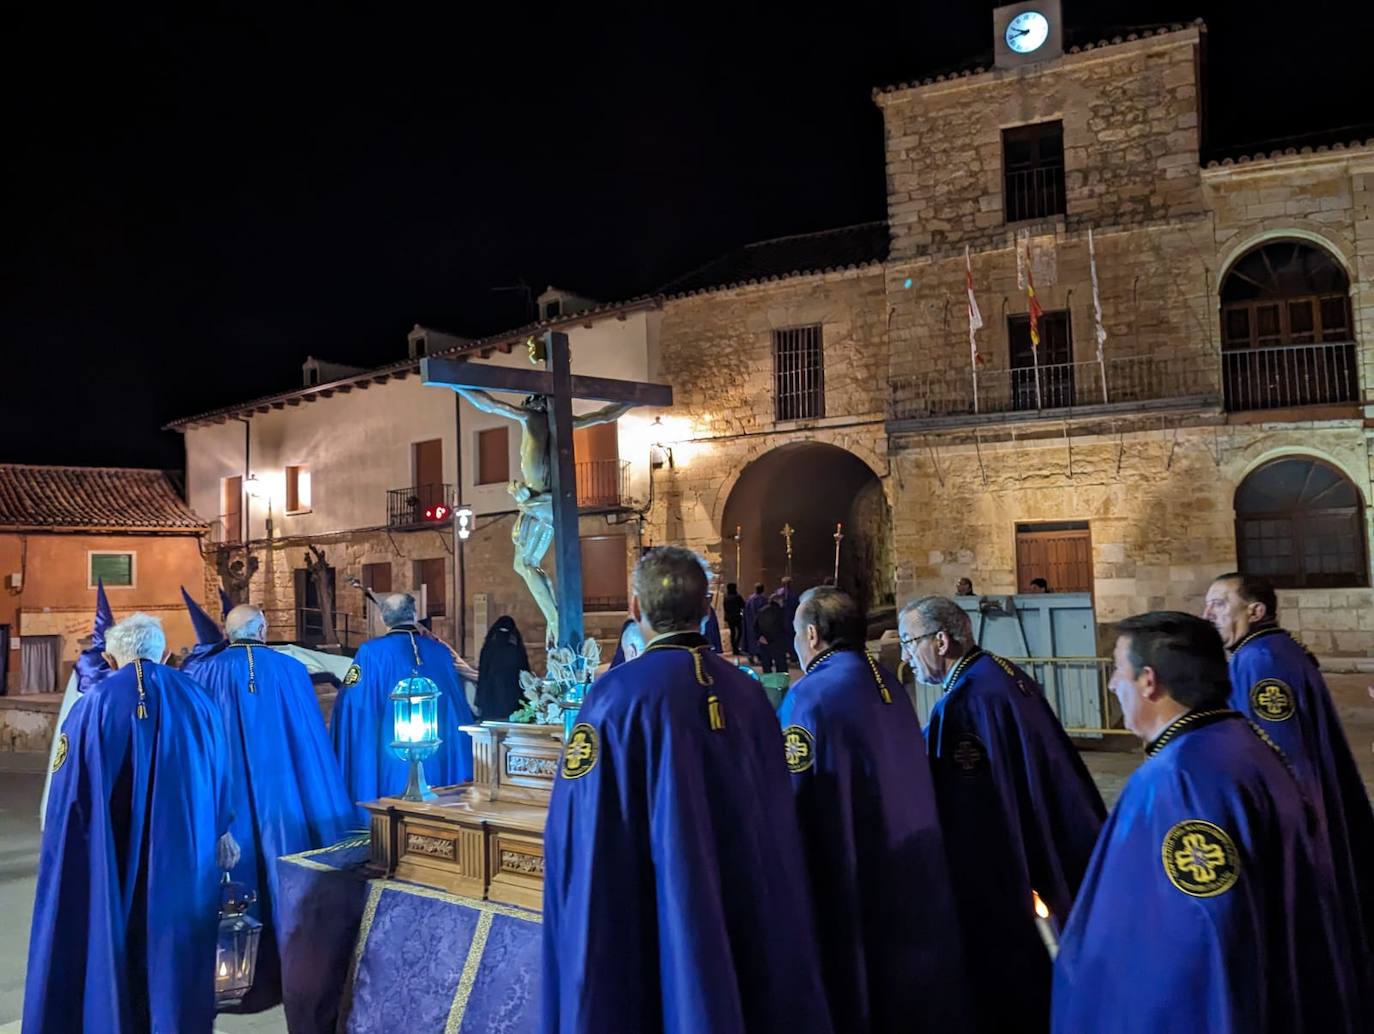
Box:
xmin=218 ymin=587 xmax=235 ymax=620
xmin=74 ymin=579 xmax=117 ymax=694
xmin=182 ymin=586 xmax=223 ymax=646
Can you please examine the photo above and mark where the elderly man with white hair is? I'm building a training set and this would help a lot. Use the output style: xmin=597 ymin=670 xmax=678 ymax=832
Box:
xmin=25 ymin=612 xmax=238 ymax=1034
xmin=182 ymin=603 xmax=355 ymax=1012
xmin=331 ymin=592 xmax=475 ymax=821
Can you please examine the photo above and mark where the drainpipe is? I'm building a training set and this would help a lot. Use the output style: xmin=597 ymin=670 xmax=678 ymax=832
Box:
xmin=453 ymin=394 xmax=467 ymax=655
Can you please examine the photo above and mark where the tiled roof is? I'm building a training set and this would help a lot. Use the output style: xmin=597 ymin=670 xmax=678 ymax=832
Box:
xmin=872 ymin=21 xmax=1204 ymax=98
xmin=0 ymin=464 xmax=207 ymax=531
xmin=163 ymin=296 xmax=662 ymax=429
xmin=659 ymin=222 xmax=890 ymax=298
xmin=1203 ymin=125 xmax=1374 ymax=169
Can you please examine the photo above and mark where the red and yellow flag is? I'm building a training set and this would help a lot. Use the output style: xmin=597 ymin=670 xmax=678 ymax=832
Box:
xmin=1025 ymin=238 xmax=1044 ymax=349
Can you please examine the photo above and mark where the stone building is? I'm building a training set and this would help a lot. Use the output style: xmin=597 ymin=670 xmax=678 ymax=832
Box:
xmin=174 ymin=8 xmax=1374 ymax=658
xmin=647 ymin=11 xmax=1374 ymax=655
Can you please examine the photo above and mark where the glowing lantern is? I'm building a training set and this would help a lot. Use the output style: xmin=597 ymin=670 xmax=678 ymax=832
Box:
xmin=214 ymin=874 xmax=262 ymax=1006
xmin=390 ymin=673 xmax=442 ymax=801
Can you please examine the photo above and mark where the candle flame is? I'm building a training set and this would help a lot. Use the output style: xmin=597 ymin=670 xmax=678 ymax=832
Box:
xmin=1032 ymin=890 xmax=1050 ymax=919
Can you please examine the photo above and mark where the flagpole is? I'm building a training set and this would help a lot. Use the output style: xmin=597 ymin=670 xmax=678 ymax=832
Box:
xmin=1090 ymin=227 xmax=1109 ymax=405
xmin=966 ymin=244 xmax=983 ymax=415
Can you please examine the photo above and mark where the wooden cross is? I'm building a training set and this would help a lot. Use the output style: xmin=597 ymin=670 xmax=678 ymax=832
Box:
xmin=422 ymin=330 xmax=673 ymax=650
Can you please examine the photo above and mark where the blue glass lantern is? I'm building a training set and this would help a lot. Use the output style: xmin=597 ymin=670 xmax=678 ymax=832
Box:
xmin=391 ymin=673 xmax=442 ymax=801
xmin=215 ymin=873 xmax=262 ymax=1007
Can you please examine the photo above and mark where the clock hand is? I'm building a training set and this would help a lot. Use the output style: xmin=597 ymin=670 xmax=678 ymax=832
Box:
xmin=1009 ymin=26 xmax=1029 ymax=37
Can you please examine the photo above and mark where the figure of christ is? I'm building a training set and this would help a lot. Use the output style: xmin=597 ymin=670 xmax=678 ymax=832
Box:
xmin=457 ymin=388 xmax=631 ymax=645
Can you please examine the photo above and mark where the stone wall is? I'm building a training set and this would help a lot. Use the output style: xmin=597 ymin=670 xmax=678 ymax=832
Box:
xmin=877 ymin=27 xmax=1204 ymax=258
xmin=889 ymin=417 xmax=1374 ymax=655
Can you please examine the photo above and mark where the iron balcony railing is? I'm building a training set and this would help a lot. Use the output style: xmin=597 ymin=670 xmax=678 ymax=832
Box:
xmin=1005 ymin=165 xmax=1065 ymax=223
xmin=1222 ymin=340 xmax=1359 ymax=412
xmin=576 ymin=459 xmax=632 ymax=509
xmin=889 ymin=354 xmax=1216 ymax=422
xmin=387 ymin=483 xmax=453 ymax=528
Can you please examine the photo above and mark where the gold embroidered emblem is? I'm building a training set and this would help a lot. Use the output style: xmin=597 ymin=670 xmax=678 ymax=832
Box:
xmin=950 ymin=733 xmax=988 ymax=777
xmin=1249 ymin=679 xmax=1295 ymax=722
xmin=342 ymin=664 xmax=361 ymax=687
xmin=51 ymin=733 xmax=69 ymax=773
xmin=783 ymin=725 xmax=814 ymax=774
xmin=1162 ymin=820 xmax=1240 ymax=898
xmin=561 ymin=723 xmax=599 ymax=779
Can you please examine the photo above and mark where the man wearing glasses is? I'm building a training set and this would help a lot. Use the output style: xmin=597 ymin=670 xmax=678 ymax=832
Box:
xmin=898 ymin=595 xmax=1105 ymax=1034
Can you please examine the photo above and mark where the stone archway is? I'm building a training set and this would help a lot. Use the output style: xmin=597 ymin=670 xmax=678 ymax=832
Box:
xmin=720 ymin=442 xmax=892 ymax=614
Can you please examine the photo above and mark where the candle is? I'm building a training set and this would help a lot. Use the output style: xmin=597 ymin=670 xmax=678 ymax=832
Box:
xmin=1032 ymin=890 xmax=1059 ymax=960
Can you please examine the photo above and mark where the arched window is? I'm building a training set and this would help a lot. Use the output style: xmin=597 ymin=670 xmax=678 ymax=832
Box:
xmin=1235 ymin=457 xmax=1367 ymax=588
xmin=1219 ymin=241 xmax=1357 ymax=410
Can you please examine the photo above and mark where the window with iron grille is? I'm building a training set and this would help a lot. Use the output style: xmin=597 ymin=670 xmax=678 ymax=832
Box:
xmin=1234 ymin=457 xmax=1367 ymax=588
xmin=1003 ymin=121 xmax=1065 ymax=223
xmin=773 ymin=325 xmax=825 ymax=421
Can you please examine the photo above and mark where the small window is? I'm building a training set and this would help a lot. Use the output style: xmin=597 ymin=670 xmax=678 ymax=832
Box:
xmin=286 ymin=465 xmax=311 ymax=513
xmin=415 ymin=557 xmax=447 ymax=617
xmin=773 ymin=325 xmax=825 ymax=422
xmin=305 ymin=367 xmax=319 ymax=386
xmin=1235 ymin=457 xmax=1367 ymax=588
xmin=544 ymin=299 xmax=562 ymax=319
xmin=1003 ymin=121 xmax=1066 ymax=222
xmin=476 ymin=427 xmax=510 ymax=485
xmin=414 ymin=336 xmax=428 ymax=357
xmin=90 ymin=552 xmax=135 ymax=588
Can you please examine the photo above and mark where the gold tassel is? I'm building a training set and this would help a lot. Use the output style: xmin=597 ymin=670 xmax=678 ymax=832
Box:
xmin=134 ymin=658 xmax=148 ymax=719
xmin=409 ymin=632 xmax=421 ymax=666
xmin=707 ymin=692 xmax=725 ymax=731
xmin=246 ymin=644 xmax=257 ymax=693
xmin=865 ymin=653 xmax=892 ymax=704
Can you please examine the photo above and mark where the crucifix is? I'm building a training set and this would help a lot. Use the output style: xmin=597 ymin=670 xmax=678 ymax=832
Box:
xmin=832 ymin=522 xmax=844 ymax=585
xmin=422 ymin=331 xmax=673 ymax=651
xmin=780 ymin=523 xmax=794 ymax=578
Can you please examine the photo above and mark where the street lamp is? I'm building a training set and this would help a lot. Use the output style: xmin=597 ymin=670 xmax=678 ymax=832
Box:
xmin=456 ymin=506 xmax=474 ymax=540
xmin=390 ymin=673 xmax=442 ymax=801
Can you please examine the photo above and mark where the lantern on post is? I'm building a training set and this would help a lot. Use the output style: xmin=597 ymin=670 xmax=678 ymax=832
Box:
xmin=214 ymin=873 xmax=262 ymax=1007
xmin=390 ymin=673 xmax=442 ymax=801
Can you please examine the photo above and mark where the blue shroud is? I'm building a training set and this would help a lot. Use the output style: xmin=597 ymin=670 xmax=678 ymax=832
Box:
xmin=331 ymin=625 xmax=474 ymax=822
xmin=779 ymin=649 xmax=970 ymax=1032
xmin=543 ymin=631 xmax=832 ymax=1034
xmin=25 ymin=660 xmax=232 ymax=1034
xmin=1053 ymin=709 xmax=1362 ymax=1032
xmin=183 ymin=640 xmax=358 ymax=1011
xmin=1227 ymin=624 xmax=1374 ymax=1002
xmin=924 ymin=649 xmax=1105 ymax=1034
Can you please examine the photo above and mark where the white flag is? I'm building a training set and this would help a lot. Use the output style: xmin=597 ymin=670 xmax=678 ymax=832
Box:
xmin=1016 ymin=228 xmax=1030 ymax=289
xmin=1089 ymin=227 xmax=1107 ymax=362
xmin=965 ymin=245 xmax=983 ymax=365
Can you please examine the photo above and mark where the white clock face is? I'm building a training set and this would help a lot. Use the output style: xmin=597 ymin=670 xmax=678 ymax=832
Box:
xmin=1006 ymin=11 xmax=1050 ymax=54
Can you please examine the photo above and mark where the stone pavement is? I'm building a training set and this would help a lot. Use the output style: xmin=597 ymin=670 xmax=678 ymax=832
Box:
xmin=0 ymin=672 xmax=1369 ymax=1032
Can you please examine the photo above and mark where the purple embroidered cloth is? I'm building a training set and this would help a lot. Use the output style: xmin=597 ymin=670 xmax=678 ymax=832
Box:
xmin=276 ymin=841 xmax=541 ymax=1034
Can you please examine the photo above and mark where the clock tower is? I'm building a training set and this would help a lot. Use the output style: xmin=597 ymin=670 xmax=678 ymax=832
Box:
xmin=993 ymin=0 xmax=1063 ymax=69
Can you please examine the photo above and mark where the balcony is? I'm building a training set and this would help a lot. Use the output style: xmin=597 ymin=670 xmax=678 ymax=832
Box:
xmin=1223 ymin=341 xmax=1359 ymax=412
xmin=889 ymin=354 xmax=1217 ymax=428
xmin=387 ymin=483 xmax=452 ymax=528
xmin=576 ymin=459 xmax=632 ymax=510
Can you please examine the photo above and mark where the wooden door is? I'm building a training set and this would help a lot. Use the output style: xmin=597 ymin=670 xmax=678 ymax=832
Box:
xmin=580 ymin=535 xmax=628 ymax=611
xmin=1015 ymin=523 xmax=1092 ymax=593
xmin=414 ymin=439 xmax=444 ymax=490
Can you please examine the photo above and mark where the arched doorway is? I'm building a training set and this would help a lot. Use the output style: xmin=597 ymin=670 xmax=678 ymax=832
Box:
xmin=720 ymin=443 xmax=892 ymax=614
xmin=1219 ymin=239 xmax=1357 ymax=410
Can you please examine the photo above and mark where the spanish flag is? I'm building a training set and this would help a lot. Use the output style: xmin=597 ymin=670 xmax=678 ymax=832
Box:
xmin=1025 ymin=238 xmax=1044 ymax=350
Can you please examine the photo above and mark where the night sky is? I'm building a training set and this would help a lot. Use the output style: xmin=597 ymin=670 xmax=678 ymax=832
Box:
xmin=4 ymin=2 xmax=1365 ymax=469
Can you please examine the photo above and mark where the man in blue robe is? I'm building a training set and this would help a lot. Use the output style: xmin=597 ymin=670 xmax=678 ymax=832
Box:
xmin=332 ymin=592 xmax=474 ymax=821
xmin=899 ymin=595 xmax=1105 ymax=1034
xmin=780 ymin=586 xmax=969 ymax=1033
xmin=1204 ymin=571 xmax=1374 ymax=1003
xmin=543 ymin=546 xmax=832 ymax=1034
xmin=1053 ymin=611 xmax=1362 ymax=1033
xmin=26 ymin=613 xmax=240 ymax=1034
xmin=40 ymin=580 xmax=115 ymax=828
xmin=182 ymin=604 xmax=357 ymax=1012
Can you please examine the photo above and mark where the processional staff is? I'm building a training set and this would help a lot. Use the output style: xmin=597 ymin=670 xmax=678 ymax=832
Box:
xmin=832 ymin=522 xmax=844 ymax=584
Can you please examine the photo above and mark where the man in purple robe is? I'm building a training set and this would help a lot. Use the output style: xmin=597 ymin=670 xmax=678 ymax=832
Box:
xmin=742 ymin=581 xmax=768 ymax=661
xmin=900 ymin=595 xmax=1105 ymax=1034
xmin=781 ymin=586 xmax=969 ymax=1032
